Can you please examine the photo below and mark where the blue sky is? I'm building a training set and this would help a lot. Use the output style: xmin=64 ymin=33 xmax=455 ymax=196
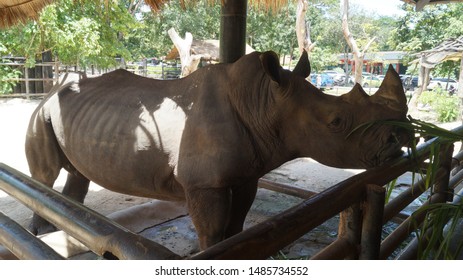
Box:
xmin=350 ymin=0 xmax=406 ymax=17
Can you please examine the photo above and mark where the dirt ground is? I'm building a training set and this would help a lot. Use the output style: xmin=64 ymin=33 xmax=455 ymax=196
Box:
xmin=0 ymin=95 xmax=459 ymax=259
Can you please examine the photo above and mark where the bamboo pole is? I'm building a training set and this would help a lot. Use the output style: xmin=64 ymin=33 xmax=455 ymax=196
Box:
xmin=380 ymin=192 xmax=448 ymax=259
xmin=310 ymin=237 xmax=354 ymax=260
xmin=383 ymin=168 xmax=446 ymax=223
xmin=258 ymin=178 xmax=316 ymax=199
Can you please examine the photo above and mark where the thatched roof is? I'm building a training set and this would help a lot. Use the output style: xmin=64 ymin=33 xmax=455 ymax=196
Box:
xmin=165 ymin=39 xmax=255 ymax=61
xmin=3 ymin=0 xmax=462 ymax=29
xmin=414 ymin=36 xmax=463 ymax=68
xmin=0 ymin=0 xmax=54 ymax=28
xmin=402 ymin=0 xmax=463 ymax=11
xmin=0 ymin=0 xmax=290 ymax=29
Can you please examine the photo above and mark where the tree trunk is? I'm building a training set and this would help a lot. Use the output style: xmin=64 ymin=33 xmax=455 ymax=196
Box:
xmin=168 ymin=28 xmax=202 ymax=77
xmin=341 ymin=0 xmax=375 ymax=85
xmin=409 ymin=55 xmax=431 ymax=110
xmin=296 ymin=0 xmax=316 ymax=54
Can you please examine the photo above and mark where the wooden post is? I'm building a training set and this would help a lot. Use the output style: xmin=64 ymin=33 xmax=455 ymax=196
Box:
xmin=42 ymin=51 xmax=53 ymax=93
xmin=54 ymin=61 xmax=59 ymax=87
xmin=434 ymin=144 xmax=454 ymax=203
xmin=24 ymin=67 xmax=29 ymax=99
xmin=360 ymin=184 xmax=385 ymax=259
xmin=219 ymin=0 xmax=247 ymax=63
xmin=142 ymin=58 xmax=147 ymax=77
xmin=338 ymin=202 xmax=362 ymax=259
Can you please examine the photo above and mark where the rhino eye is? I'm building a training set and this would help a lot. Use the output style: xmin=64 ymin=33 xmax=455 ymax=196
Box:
xmin=327 ymin=116 xmax=346 ymax=133
xmin=329 ymin=117 xmax=341 ymax=127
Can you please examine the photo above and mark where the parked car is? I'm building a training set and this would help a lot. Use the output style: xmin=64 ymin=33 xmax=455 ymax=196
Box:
xmin=322 ymin=70 xmax=345 ymax=85
xmin=362 ymin=75 xmax=382 ymax=88
xmin=401 ymin=76 xmax=419 ymax=91
xmin=310 ymin=73 xmax=334 ymax=90
xmin=427 ymin=77 xmax=459 ymax=91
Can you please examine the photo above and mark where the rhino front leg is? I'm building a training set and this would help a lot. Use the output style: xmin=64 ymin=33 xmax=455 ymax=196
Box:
xmin=225 ymin=183 xmax=257 ymax=238
xmin=186 ymin=187 xmax=232 ymax=250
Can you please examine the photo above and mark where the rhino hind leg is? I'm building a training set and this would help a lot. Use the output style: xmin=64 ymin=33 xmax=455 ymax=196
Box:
xmin=25 ymin=113 xmax=87 ymax=235
xmin=28 ymin=171 xmax=91 ymax=235
xmin=61 ymin=172 xmax=90 ymax=204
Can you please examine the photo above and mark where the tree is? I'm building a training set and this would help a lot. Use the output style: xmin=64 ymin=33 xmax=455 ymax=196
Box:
xmin=296 ymin=0 xmax=316 ymax=54
xmin=0 ymin=0 xmax=137 ymax=68
xmin=341 ymin=0 xmax=375 ymax=84
xmin=390 ymin=3 xmax=463 ymax=108
xmin=247 ymin=4 xmax=297 ymax=58
xmin=124 ymin=0 xmax=221 ymax=60
xmin=168 ymin=28 xmax=201 ymax=76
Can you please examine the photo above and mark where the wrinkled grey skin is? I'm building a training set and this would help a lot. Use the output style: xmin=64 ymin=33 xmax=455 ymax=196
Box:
xmin=25 ymin=51 xmax=408 ymax=250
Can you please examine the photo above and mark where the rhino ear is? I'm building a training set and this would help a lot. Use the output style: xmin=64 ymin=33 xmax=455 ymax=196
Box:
xmin=372 ymin=65 xmax=408 ymax=112
xmin=293 ymin=50 xmax=311 ymax=78
xmin=260 ymin=51 xmax=281 ymax=84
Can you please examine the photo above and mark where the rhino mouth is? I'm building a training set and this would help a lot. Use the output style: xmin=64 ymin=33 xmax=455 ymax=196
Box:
xmin=368 ymin=128 xmax=410 ymax=167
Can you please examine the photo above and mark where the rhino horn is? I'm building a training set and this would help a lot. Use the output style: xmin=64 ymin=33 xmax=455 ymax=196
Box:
xmin=372 ymin=65 xmax=408 ymax=112
xmin=293 ymin=50 xmax=311 ymax=78
xmin=342 ymin=83 xmax=369 ymax=103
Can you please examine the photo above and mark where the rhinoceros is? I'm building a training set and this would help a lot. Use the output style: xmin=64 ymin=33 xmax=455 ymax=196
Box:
xmin=26 ymin=51 xmax=408 ymax=250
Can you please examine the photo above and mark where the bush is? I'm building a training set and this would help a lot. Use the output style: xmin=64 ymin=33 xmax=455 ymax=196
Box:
xmin=418 ymin=91 xmax=460 ymax=123
xmin=0 ymin=64 xmax=21 ymax=95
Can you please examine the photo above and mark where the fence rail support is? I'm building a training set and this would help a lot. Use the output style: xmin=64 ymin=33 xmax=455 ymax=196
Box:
xmin=360 ymin=184 xmax=385 ymax=259
xmin=0 ymin=212 xmax=64 ymax=260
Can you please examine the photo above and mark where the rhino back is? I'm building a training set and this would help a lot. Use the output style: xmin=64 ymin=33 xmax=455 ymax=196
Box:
xmin=45 ymin=70 xmax=195 ymax=199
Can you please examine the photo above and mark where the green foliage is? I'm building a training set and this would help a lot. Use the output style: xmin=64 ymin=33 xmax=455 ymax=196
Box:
xmin=130 ymin=0 xmax=221 ymax=59
xmin=391 ymin=3 xmax=463 ymax=53
xmin=418 ymin=91 xmax=460 ymax=123
xmin=415 ymin=200 xmax=463 ymax=259
xmin=0 ymin=63 xmax=21 ymax=95
xmin=247 ymin=5 xmax=297 ymax=56
xmin=0 ymin=0 xmax=136 ymax=68
xmin=4 ymin=0 xmax=459 ymax=77
xmin=431 ymin=60 xmax=459 ymax=81
xmin=308 ymin=47 xmax=339 ymax=73
xmin=0 ymin=43 xmax=21 ymax=94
